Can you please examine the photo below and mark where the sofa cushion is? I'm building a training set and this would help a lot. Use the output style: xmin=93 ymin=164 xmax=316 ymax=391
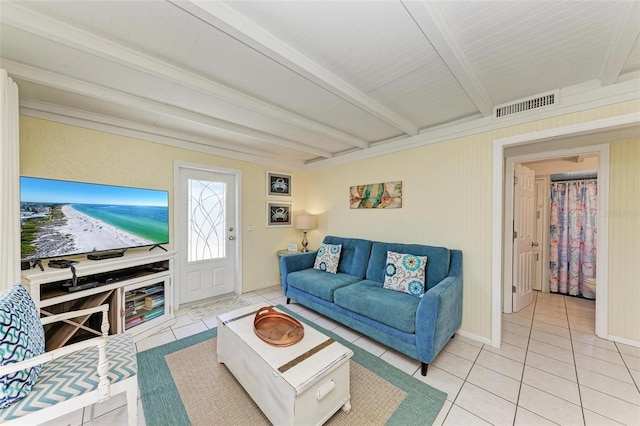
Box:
xmin=287 ymin=269 xmax=362 ymax=302
xmin=313 ymin=244 xmax=342 ymax=274
xmin=367 ymin=242 xmax=450 ymax=290
xmin=383 ymin=251 xmax=427 ymax=297
xmin=322 ymin=236 xmax=372 ymax=278
xmin=334 ymin=280 xmax=419 ymax=334
xmin=0 ymin=284 xmax=46 ymax=409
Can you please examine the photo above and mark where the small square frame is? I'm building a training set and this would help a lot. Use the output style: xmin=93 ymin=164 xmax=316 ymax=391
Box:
xmin=266 ymin=171 xmax=292 ymax=197
xmin=266 ymin=202 xmax=292 ymax=227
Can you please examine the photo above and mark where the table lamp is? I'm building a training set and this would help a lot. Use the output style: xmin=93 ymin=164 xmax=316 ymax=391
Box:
xmin=295 ymin=214 xmax=317 ymax=252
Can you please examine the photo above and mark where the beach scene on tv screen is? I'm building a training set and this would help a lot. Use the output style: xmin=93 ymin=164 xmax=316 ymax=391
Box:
xmin=20 ymin=177 xmax=169 ymax=260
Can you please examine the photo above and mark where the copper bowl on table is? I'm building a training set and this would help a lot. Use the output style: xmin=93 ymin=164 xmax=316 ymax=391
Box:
xmin=253 ymin=306 xmax=304 ymax=347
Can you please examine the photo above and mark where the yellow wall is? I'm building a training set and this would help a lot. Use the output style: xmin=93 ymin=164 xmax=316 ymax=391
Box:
xmin=19 ymin=116 xmax=302 ymax=293
xmin=302 ymin=100 xmax=640 ymax=341
xmin=20 ymin=98 xmax=640 ymax=343
xmin=609 ymin=138 xmax=640 ymax=342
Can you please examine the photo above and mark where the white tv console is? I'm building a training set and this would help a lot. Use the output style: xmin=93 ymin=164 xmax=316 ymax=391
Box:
xmin=21 ymin=250 xmax=176 ymax=350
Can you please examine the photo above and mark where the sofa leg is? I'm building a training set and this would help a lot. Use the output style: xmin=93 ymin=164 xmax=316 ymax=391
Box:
xmin=421 ymin=363 xmax=428 ymax=376
xmin=286 ymin=297 xmax=291 ymax=304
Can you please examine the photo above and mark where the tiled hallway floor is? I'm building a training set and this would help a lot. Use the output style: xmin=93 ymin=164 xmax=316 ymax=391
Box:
xmin=52 ymin=288 xmax=640 ymax=425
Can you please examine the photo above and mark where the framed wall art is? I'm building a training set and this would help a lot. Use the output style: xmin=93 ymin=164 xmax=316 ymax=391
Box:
xmin=266 ymin=171 xmax=292 ymax=197
xmin=349 ymin=181 xmax=402 ymax=209
xmin=266 ymin=202 xmax=292 ymax=227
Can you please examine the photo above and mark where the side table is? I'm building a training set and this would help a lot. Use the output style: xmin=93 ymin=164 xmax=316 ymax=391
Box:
xmin=278 ymin=249 xmax=301 ymax=286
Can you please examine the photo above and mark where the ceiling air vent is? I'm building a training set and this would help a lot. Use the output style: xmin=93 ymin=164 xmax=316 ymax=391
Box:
xmin=494 ymin=90 xmax=559 ymax=119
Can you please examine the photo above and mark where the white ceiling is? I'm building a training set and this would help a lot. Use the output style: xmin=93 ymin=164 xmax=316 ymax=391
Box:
xmin=1 ymin=1 xmax=639 ymax=170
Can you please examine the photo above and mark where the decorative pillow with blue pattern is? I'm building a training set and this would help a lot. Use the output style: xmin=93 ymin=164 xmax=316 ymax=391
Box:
xmin=0 ymin=283 xmax=45 ymax=408
xmin=383 ymin=251 xmax=428 ymax=297
xmin=313 ymin=244 xmax=342 ymax=274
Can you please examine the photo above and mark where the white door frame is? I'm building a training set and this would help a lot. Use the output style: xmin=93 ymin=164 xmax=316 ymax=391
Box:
xmin=491 ymin=112 xmax=639 ymax=348
xmin=173 ymin=161 xmax=243 ymax=307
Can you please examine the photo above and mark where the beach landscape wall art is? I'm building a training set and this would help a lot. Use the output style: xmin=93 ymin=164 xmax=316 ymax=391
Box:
xmin=20 ymin=177 xmax=169 ymax=260
xmin=349 ymin=181 xmax=402 ymax=209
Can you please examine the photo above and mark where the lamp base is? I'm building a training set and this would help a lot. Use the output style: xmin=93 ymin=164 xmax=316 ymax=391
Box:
xmin=301 ymin=231 xmax=309 ymax=253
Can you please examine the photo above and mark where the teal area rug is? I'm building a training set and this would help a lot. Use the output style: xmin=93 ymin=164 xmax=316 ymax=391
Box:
xmin=137 ymin=305 xmax=446 ymax=425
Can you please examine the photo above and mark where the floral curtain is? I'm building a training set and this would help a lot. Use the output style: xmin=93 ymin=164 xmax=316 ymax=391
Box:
xmin=549 ymin=180 xmax=597 ymax=299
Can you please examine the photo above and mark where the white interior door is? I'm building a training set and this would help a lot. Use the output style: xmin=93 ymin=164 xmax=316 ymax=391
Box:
xmin=513 ymin=164 xmax=536 ymax=312
xmin=177 ymin=167 xmax=237 ymax=305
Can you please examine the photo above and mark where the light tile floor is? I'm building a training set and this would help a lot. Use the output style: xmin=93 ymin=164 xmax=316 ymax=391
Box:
xmin=50 ymin=288 xmax=640 ymax=425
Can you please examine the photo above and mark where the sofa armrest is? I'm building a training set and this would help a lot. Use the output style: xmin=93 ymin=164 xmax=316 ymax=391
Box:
xmin=415 ymin=250 xmax=463 ymax=363
xmin=280 ymin=251 xmax=317 ymax=292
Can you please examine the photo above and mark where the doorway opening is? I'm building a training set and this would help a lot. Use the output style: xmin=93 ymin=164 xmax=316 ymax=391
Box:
xmin=491 ymin=112 xmax=639 ymax=348
xmin=528 ymin=158 xmax=599 ymax=298
xmin=511 ymin=155 xmax=599 ymax=315
xmin=502 ymin=145 xmax=608 ymax=342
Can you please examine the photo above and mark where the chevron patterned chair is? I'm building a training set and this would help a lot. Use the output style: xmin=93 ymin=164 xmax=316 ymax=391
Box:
xmin=0 ymin=283 xmax=138 ymax=425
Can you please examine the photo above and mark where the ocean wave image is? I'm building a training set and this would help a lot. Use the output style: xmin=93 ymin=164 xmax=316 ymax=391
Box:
xmin=21 ymin=203 xmax=169 ymax=260
xmin=71 ymin=204 xmax=168 ymax=243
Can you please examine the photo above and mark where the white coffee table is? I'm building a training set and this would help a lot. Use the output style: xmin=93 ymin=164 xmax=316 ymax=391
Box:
xmin=217 ymin=304 xmax=353 ymax=425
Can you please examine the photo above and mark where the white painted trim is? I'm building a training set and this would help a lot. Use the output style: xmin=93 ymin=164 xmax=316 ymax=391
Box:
xmin=596 ymin=145 xmax=610 ymax=339
xmin=20 ymin=105 xmax=303 ymax=171
xmin=306 ymin=79 xmax=640 ymax=170
xmin=1 ymin=2 xmax=367 ymax=149
xmin=599 ymin=1 xmax=640 ymax=86
xmin=608 ymin=334 xmax=640 ymax=349
xmin=537 ymin=176 xmax=551 ymax=294
xmin=492 ymin=112 xmax=640 ymax=348
xmin=173 ymin=161 xmax=243 ymax=307
xmin=456 ymin=330 xmax=492 ymax=346
xmin=491 ymin=139 xmax=505 ymax=345
xmin=174 ymin=1 xmax=418 ymax=136
xmin=5 ymin=60 xmax=333 ymax=159
xmin=403 ymin=1 xmax=493 ymax=116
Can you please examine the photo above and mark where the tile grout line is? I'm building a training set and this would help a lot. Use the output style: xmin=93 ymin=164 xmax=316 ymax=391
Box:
xmin=512 ymin=291 xmax=536 ymax=425
xmin=562 ymin=296 xmax=591 ymax=426
xmin=441 ymin=334 xmax=486 ymax=425
xmin=614 ymin=341 xmax=640 ymax=392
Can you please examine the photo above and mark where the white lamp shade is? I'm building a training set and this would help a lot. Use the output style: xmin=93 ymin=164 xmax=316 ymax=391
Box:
xmin=295 ymin=215 xmax=317 ymax=230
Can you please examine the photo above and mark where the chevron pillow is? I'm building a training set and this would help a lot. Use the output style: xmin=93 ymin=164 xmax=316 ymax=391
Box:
xmin=0 ymin=283 xmax=45 ymax=408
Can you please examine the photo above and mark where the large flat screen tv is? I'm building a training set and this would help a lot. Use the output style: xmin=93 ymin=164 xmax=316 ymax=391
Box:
xmin=20 ymin=176 xmax=169 ymax=260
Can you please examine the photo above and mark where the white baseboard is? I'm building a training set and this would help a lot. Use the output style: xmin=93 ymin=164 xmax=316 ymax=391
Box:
xmin=456 ymin=329 xmax=492 ymax=347
xmin=607 ymin=334 xmax=640 ymax=349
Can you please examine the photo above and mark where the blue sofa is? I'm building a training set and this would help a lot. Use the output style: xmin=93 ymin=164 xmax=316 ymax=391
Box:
xmin=280 ymin=236 xmax=463 ymax=375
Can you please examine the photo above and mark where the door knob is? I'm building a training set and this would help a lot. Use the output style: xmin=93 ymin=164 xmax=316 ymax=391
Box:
xmin=229 ymin=236 xmax=235 ymax=240
xmin=531 ymin=242 xmax=539 ymax=247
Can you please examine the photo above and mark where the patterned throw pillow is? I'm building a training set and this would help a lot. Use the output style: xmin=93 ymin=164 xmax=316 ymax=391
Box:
xmin=313 ymin=244 xmax=342 ymax=274
xmin=383 ymin=251 xmax=428 ymax=297
xmin=0 ymin=283 xmax=45 ymax=408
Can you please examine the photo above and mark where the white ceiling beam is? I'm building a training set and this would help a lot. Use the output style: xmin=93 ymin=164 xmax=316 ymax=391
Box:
xmin=4 ymin=60 xmax=333 ymax=158
xmin=402 ymin=1 xmax=494 ymax=117
xmin=599 ymin=1 xmax=640 ymax=86
xmin=20 ymin=97 xmax=278 ymax=160
xmin=19 ymin=98 xmax=307 ymax=170
xmin=173 ymin=0 xmax=419 ymax=136
xmin=0 ymin=2 xmax=368 ymax=150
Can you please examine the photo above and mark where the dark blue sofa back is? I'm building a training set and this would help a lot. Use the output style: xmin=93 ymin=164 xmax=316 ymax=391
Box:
xmin=366 ymin=242 xmax=451 ymax=290
xmin=322 ymin=236 xmax=372 ymax=278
